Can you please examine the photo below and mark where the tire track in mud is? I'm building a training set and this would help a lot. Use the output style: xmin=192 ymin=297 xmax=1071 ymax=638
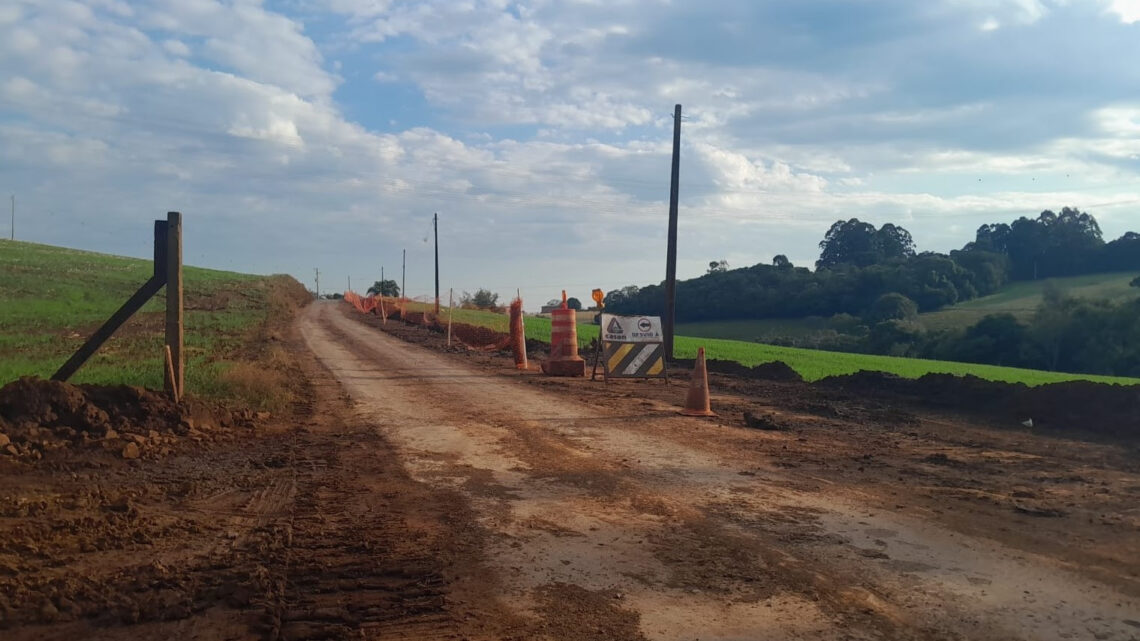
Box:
xmin=246 ymin=368 xmax=472 ymax=641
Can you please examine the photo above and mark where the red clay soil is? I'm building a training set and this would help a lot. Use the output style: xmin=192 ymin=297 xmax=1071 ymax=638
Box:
xmin=0 ymin=378 xmax=255 ymax=462
xmin=0 ymin=336 xmax=520 ymax=641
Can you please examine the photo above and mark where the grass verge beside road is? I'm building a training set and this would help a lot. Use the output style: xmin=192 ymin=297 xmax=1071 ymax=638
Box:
xmin=416 ymin=303 xmax=1140 ymax=386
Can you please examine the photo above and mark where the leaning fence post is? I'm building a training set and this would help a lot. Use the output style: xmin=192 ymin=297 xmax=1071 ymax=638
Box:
xmin=447 ymin=288 xmax=454 ymax=346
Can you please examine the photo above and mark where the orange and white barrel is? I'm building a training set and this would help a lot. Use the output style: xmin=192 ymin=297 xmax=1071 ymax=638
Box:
xmin=550 ymin=308 xmax=581 ymax=361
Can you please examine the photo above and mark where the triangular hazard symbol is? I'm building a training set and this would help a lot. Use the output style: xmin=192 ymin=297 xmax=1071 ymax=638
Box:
xmin=606 ymin=318 xmax=623 ymax=333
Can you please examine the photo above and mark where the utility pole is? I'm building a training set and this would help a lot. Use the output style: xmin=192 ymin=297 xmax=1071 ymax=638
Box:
xmin=401 ymin=248 xmax=406 ymax=301
xmin=433 ymin=213 xmax=440 ymax=314
xmin=664 ymin=104 xmax=682 ymax=361
xmin=314 ymin=268 xmax=320 ymax=299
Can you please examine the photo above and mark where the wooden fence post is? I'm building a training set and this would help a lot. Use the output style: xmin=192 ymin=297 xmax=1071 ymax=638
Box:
xmin=164 ymin=212 xmax=184 ymax=398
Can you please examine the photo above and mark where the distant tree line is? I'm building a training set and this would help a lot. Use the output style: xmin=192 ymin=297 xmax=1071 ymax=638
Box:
xmin=603 ymin=207 xmax=1140 ymax=376
xmin=606 ymin=207 xmax=1140 ymax=324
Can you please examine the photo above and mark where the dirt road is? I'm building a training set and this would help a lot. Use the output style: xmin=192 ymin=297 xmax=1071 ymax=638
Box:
xmin=300 ymin=302 xmax=1140 ymax=641
xmin=7 ymin=301 xmax=1137 ymax=640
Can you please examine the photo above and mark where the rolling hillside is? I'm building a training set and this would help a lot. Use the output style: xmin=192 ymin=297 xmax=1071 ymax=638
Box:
xmin=917 ymin=271 xmax=1140 ymax=330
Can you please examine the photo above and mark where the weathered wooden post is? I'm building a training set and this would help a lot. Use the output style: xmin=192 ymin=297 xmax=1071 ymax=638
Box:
xmin=164 ymin=212 xmax=183 ymax=398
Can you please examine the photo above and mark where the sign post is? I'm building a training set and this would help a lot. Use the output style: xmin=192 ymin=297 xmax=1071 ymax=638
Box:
xmin=592 ymin=314 xmax=668 ymax=383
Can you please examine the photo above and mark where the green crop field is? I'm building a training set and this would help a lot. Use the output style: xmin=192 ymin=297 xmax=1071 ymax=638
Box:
xmin=919 ymin=271 xmax=1140 ymax=331
xmin=0 ymin=240 xmax=306 ymax=403
xmin=676 ymin=317 xmax=840 ymax=344
xmin=411 ymin=302 xmax=1140 ymax=386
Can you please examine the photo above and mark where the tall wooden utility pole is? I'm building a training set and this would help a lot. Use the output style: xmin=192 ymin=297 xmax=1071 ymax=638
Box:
xmin=164 ymin=212 xmax=184 ymax=398
xmin=664 ymin=104 xmax=682 ymax=361
xmin=433 ymin=213 xmax=440 ymax=314
xmin=314 ymin=268 xmax=320 ymax=298
xmin=401 ymin=249 xmax=406 ymax=301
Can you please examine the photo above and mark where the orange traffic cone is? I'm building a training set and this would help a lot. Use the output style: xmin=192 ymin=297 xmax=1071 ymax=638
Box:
xmin=680 ymin=347 xmax=716 ymax=417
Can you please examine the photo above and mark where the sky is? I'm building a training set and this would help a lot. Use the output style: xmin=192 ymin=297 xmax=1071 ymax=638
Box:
xmin=2 ymin=0 xmax=1140 ymax=305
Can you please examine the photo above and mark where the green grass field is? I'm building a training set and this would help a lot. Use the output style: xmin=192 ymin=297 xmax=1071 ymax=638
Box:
xmin=676 ymin=317 xmax=839 ymax=344
xmin=918 ymin=271 xmax=1140 ymax=331
xmin=0 ymin=239 xmax=305 ymax=401
xmin=420 ymin=303 xmax=1140 ymax=386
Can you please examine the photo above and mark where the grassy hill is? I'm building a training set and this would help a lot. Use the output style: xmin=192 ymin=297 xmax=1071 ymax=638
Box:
xmin=0 ymin=240 xmax=310 ymax=405
xmin=917 ymin=271 xmax=1140 ymax=331
xmin=398 ymin=301 xmax=1140 ymax=386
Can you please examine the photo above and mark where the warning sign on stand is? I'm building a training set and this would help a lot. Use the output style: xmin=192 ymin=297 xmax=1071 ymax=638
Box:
xmin=594 ymin=314 xmax=668 ymax=380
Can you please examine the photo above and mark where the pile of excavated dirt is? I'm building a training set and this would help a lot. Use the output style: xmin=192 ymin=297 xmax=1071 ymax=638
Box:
xmin=672 ymin=358 xmax=804 ymax=383
xmin=818 ymin=371 xmax=1140 ymax=440
xmin=0 ymin=377 xmax=256 ymax=462
xmin=449 ymin=322 xmax=511 ymax=350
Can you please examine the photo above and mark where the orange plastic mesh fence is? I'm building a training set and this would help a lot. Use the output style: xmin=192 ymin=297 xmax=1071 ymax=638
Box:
xmin=509 ymin=298 xmax=526 ymax=369
xmin=342 ymin=291 xmax=523 ymax=358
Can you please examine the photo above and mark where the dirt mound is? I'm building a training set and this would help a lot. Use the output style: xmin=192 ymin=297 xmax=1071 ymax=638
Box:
xmin=450 ymin=323 xmax=512 ymax=351
xmin=0 ymin=377 xmax=252 ymax=461
xmin=673 ymin=358 xmax=804 ymax=383
xmin=819 ymin=371 xmax=1140 ymax=440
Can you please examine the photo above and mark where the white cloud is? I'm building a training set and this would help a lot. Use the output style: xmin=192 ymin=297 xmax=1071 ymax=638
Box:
xmin=1104 ymin=0 xmax=1140 ymax=22
xmin=2 ymin=0 xmax=1140 ymax=298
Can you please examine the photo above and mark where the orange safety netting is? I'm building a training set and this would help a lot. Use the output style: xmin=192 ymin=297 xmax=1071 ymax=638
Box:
xmin=341 ymin=291 xmax=526 ymax=365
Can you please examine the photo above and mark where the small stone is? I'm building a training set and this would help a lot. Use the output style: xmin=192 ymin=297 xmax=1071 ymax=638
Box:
xmin=122 ymin=442 xmax=140 ymax=459
xmin=3 ymin=444 xmax=18 ymax=457
xmin=255 ymin=412 xmax=271 ymax=421
xmin=129 ymin=434 xmax=147 ymax=445
xmin=103 ymin=429 xmax=119 ymax=440
xmin=0 ymin=433 xmax=9 ymax=447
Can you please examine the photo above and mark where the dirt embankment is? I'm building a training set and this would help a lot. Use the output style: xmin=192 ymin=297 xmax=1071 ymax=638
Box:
xmin=813 ymin=371 xmax=1140 ymax=441
xmin=0 ymin=377 xmax=261 ymax=463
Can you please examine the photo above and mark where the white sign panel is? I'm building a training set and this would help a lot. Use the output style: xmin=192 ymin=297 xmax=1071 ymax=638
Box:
xmin=601 ymin=314 xmax=663 ymax=344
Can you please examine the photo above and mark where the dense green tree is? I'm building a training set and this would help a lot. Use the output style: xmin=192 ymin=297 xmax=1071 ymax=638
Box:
xmin=367 ymin=279 xmax=400 ymax=297
xmin=868 ymin=293 xmax=918 ymax=323
xmin=817 ymin=219 xmax=916 ymax=269
xmin=969 ymin=208 xmax=1106 ymax=280
xmin=817 ymin=219 xmax=879 ymax=269
xmin=461 ymin=288 xmax=500 ymax=310
xmin=566 ymin=297 xmax=583 ymax=310
xmin=958 ymin=314 xmax=1028 ymax=367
